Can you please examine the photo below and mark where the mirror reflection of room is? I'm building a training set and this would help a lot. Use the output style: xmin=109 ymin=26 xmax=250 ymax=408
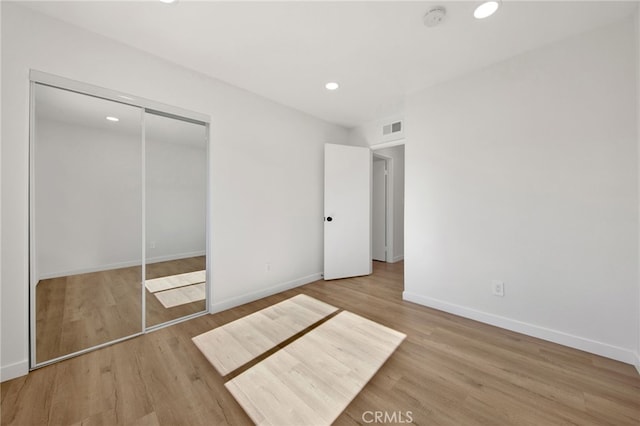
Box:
xmin=144 ymin=112 xmax=207 ymax=327
xmin=32 ymin=82 xmax=209 ymax=366
xmin=34 ymin=84 xmax=143 ymax=363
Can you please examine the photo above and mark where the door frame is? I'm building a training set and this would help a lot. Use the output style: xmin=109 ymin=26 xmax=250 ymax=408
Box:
xmin=372 ymin=152 xmax=393 ymax=263
xmin=371 ymin=139 xmax=405 ymax=264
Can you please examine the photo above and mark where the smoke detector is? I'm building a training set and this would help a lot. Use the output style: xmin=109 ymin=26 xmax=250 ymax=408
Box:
xmin=423 ymin=7 xmax=446 ymax=27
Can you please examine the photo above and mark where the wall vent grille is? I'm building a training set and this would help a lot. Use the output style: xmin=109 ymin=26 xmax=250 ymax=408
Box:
xmin=382 ymin=120 xmax=403 ymax=136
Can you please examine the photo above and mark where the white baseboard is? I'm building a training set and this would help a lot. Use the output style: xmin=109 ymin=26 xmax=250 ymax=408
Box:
xmin=210 ymin=272 xmax=323 ymax=314
xmin=392 ymin=254 xmax=404 ymax=263
xmin=38 ymin=251 xmax=206 ymax=281
xmin=146 ymin=251 xmax=206 ymax=265
xmin=1 ymin=359 xmax=29 ymax=382
xmin=636 ymin=353 xmax=640 ymax=376
xmin=39 ymin=260 xmax=142 ymax=280
xmin=403 ymin=291 xmax=638 ymax=366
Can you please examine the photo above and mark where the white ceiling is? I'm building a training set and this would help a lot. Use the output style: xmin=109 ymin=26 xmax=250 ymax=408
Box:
xmin=22 ymin=1 xmax=637 ymax=128
xmin=35 ymin=83 xmax=207 ymax=146
xmin=35 ymin=83 xmax=142 ymax=136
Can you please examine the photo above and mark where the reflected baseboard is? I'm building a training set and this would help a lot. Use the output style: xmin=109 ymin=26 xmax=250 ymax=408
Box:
xmin=38 ymin=251 xmax=206 ymax=282
xmin=146 ymin=251 xmax=205 ymax=265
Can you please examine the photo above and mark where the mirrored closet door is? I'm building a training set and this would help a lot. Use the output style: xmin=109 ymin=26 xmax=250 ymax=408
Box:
xmin=144 ymin=112 xmax=207 ymax=328
xmin=32 ymin=84 xmax=144 ymax=364
xmin=31 ymin=74 xmax=209 ymax=367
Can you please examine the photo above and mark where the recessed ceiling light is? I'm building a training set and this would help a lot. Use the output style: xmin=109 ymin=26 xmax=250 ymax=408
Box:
xmin=474 ymin=1 xmax=500 ymax=19
xmin=325 ymin=82 xmax=339 ymax=91
xmin=159 ymin=0 xmax=177 ymax=3
xmin=106 ymin=116 xmax=120 ymax=122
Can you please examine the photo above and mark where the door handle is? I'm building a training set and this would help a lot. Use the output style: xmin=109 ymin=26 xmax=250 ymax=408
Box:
xmin=325 ymin=216 xmax=333 ymax=222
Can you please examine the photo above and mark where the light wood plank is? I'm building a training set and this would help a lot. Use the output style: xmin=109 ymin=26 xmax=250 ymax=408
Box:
xmin=193 ymin=294 xmax=337 ymax=376
xmin=145 ymin=256 xmax=207 ymax=328
xmin=225 ymin=311 xmax=406 ymax=426
xmin=153 ymin=283 xmax=206 ymax=308
xmin=145 ymin=270 xmax=206 ymax=293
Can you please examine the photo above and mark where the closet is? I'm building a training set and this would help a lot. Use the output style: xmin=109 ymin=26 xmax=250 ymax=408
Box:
xmin=30 ymin=71 xmax=210 ymax=367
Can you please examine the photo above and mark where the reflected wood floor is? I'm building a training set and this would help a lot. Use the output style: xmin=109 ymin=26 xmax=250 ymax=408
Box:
xmin=145 ymin=256 xmax=206 ymax=327
xmin=35 ymin=266 xmax=142 ymax=363
xmin=36 ymin=257 xmax=206 ymax=363
xmin=5 ymin=261 xmax=640 ymax=425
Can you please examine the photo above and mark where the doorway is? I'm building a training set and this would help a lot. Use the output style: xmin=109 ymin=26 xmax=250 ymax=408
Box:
xmin=372 ymin=155 xmax=388 ymax=261
xmin=371 ymin=144 xmax=404 ymax=264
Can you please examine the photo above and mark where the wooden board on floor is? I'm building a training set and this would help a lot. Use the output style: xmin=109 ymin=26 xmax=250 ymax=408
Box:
xmin=153 ymin=283 xmax=206 ymax=308
xmin=225 ymin=310 xmax=406 ymax=426
xmin=145 ymin=270 xmax=206 ymax=293
xmin=192 ymin=294 xmax=337 ymax=376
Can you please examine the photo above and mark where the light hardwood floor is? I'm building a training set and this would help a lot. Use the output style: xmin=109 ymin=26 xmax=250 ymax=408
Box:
xmin=36 ymin=257 xmax=206 ymax=363
xmin=193 ymin=294 xmax=338 ymax=376
xmin=5 ymin=261 xmax=639 ymax=425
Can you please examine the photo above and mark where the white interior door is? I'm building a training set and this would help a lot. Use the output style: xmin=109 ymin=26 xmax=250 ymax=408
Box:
xmin=324 ymin=143 xmax=372 ymax=280
xmin=372 ymin=159 xmax=386 ymax=261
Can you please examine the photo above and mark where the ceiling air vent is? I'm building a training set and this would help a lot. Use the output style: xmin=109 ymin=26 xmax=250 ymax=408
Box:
xmin=382 ymin=120 xmax=404 ymax=141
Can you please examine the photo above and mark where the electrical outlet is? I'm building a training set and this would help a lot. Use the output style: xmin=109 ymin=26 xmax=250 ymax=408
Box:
xmin=492 ymin=280 xmax=505 ymax=297
xmin=149 ymin=240 xmax=156 ymax=249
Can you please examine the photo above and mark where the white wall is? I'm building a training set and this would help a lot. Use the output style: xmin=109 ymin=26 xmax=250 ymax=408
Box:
xmin=34 ymin=114 xmax=207 ymax=280
xmin=0 ymin=0 xmax=4 ymax=384
xmin=404 ymin=18 xmax=638 ymax=364
xmin=35 ymin=119 xmax=143 ymax=279
xmin=636 ymin=7 xmax=640 ymax=373
xmin=349 ymin=114 xmax=405 ymax=149
xmin=1 ymin=3 xmax=348 ymax=381
xmin=145 ymin=114 xmax=206 ymax=264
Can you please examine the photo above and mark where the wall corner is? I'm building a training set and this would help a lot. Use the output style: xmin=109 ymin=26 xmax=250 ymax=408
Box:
xmin=1 ymin=359 xmax=29 ymax=383
xmin=636 ymin=3 xmax=640 ymax=376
